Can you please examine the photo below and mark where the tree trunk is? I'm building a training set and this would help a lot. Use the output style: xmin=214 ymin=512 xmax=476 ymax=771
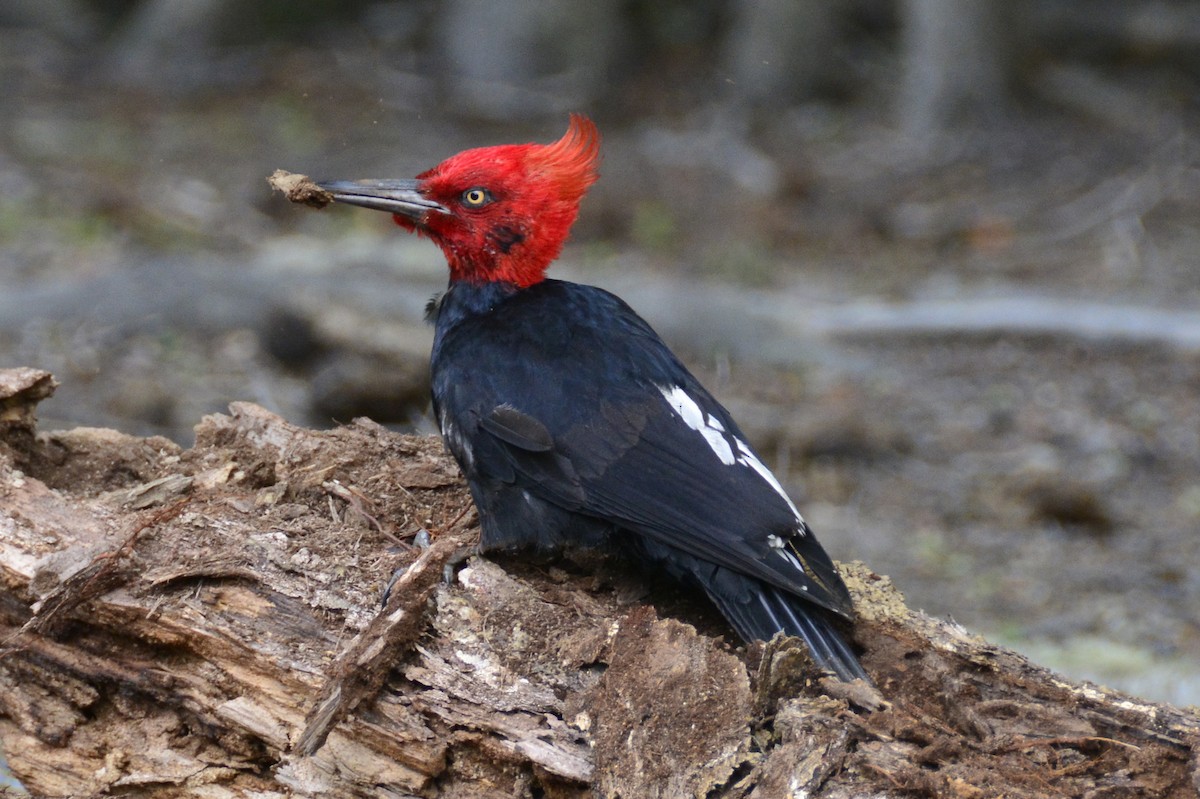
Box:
xmin=1 ymin=368 xmax=1198 ymax=798
xmin=898 ymin=0 xmax=1011 ymax=136
xmin=720 ymin=0 xmax=844 ymax=106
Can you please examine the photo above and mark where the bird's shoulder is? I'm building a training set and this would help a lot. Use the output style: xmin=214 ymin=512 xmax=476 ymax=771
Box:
xmin=433 ymin=278 xmax=685 ymax=398
xmin=435 ymin=278 xmax=657 ymax=342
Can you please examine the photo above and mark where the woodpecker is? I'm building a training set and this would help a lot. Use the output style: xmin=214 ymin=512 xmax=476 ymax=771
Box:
xmin=314 ymin=116 xmax=867 ymax=681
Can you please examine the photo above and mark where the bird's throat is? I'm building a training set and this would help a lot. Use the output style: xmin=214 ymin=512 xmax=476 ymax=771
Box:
xmin=442 ymin=245 xmax=548 ymax=289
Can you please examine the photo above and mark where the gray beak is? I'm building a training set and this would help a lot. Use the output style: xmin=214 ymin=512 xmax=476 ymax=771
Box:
xmin=315 ymin=179 xmax=448 ymax=221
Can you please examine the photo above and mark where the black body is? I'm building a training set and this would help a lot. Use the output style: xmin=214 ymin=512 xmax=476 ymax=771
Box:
xmin=430 ymin=278 xmax=866 ymax=681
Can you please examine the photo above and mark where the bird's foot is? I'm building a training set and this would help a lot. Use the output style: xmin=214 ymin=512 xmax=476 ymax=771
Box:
xmin=380 ymin=529 xmax=434 ymax=606
xmin=442 ymin=543 xmax=481 ymax=584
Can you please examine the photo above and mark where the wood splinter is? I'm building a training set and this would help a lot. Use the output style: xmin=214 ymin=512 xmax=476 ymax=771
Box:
xmin=268 ymin=169 xmax=334 ymax=209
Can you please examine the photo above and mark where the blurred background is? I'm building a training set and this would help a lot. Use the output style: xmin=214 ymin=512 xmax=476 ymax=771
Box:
xmin=1 ymin=0 xmax=1198 ymax=704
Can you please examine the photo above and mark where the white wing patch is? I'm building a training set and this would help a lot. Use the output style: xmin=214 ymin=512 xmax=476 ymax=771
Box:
xmin=657 ymin=384 xmax=735 ymax=464
xmin=657 ymin=384 xmax=806 ymax=534
xmin=735 ymin=438 xmax=805 ymax=527
xmin=767 ymin=535 xmax=809 ymax=576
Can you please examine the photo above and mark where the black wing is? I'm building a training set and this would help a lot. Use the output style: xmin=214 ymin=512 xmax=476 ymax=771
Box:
xmin=432 ymin=280 xmax=854 ymax=620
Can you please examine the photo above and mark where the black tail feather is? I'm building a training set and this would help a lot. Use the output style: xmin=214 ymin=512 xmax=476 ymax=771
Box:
xmin=630 ymin=536 xmax=868 ymax=682
xmin=705 ymin=579 xmax=868 ymax=683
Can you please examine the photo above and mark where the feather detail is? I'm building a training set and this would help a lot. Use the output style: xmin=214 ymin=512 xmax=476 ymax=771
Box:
xmin=525 ymin=114 xmax=601 ymax=204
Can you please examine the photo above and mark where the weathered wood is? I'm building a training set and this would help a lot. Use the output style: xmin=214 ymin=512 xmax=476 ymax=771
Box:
xmin=0 ymin=368 xmax=1197 ymax=798
xmin=296 ymin=525 xmax=473 ymax=756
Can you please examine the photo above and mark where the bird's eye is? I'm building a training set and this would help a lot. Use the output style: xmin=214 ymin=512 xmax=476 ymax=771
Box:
xmin=461 ymin=188 xmax=492 ymax=208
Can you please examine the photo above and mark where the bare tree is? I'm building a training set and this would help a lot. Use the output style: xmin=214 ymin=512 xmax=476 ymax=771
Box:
xmin=898 ymin=0 xmax=1011 ymax=135
xmin=720 ymin=0 xmax=844 ymax=106
xmin=434 ymin=0 xmax=625 ymax=118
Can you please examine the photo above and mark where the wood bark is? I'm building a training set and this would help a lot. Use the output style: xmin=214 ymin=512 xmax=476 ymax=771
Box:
xmin=1 ymin=367 xmax=1197 ymax=798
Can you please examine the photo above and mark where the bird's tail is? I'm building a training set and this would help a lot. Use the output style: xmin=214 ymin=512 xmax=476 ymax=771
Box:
xmin=705 ymin=580 xmax=868 ymax=683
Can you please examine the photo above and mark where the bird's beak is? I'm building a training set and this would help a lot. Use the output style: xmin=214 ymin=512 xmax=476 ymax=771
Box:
xmin=315 ymin=179 xmax=448 ymax=222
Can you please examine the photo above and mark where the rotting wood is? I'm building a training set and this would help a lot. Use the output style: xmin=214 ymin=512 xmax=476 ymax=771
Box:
xmin=0 ymin=367 xmax=1198 ymax=798
xmin=267 ymin=170 xmax=333 ymax=209
xmin=296 ymin=524 xmax=475 ymax=756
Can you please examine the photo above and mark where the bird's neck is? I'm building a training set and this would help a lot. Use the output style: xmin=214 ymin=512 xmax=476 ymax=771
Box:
xmin=429 ymin=279 xmax=524 ymax=330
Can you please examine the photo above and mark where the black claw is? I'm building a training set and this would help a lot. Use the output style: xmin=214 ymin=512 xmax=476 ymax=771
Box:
xmin=380 ymin=529 xmax=435 ymax=606
xmin=380 ymin=567 xmax=403 ymax=607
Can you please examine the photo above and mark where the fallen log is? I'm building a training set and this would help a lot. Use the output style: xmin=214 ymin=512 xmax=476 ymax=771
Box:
xmin=0 ymin=368 xmax=1197 ymax=798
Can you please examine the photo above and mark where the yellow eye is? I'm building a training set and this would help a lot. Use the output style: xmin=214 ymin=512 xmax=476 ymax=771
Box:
xmin=461 ymin=188 xmax=492 ymax=207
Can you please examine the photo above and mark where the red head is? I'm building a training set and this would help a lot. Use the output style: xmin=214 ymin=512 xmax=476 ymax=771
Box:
xmin=318 ymin=115 xmax=600 ymax=287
